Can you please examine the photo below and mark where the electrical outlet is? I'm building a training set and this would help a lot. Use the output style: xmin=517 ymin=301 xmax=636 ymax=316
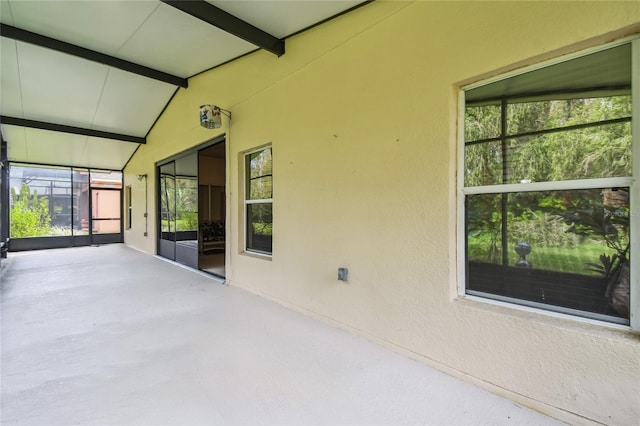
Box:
xmin=338 ymin=267 xmax=348 ymax=281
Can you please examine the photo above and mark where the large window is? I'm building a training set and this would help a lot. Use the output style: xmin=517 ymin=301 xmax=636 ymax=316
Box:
xmin=10 ymin=165 xmax=73 ymax=237
xmin=9 ymin=164 xmax=122 ymax=240
xmin=460 ymin=41 xmax=637 ymax=326
xmin=245 ymin=146 xmax=273 ymax=255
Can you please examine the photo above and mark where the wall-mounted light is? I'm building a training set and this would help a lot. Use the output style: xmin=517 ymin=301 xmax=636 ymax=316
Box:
xmin=136 ymin=174 xmax=147 ymax=181
xmin=200 ymin=104 xmax=231 ymax=129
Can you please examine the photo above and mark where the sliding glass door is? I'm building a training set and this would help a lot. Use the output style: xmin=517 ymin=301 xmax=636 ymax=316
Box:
xmin=157 ymin=153 xmax=198 ymax=268
xmin=158 ymin=161 xmax=176 ymax=260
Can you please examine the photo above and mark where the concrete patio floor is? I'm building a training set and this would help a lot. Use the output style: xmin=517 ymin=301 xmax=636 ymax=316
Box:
xmin=1 ymin=244 xmax=564 ymax=426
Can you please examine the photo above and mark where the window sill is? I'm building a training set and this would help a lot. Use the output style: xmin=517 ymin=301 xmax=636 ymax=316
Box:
xmin=454 ymin=294 xmax=637 ymax=339
xmin=242 ymin=250 xmax=272 ymax=261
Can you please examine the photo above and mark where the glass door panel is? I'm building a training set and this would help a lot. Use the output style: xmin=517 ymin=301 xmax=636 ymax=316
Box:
xmin=174 ymin=154 xmax=198 ymax=268
xmin=90 ymin=170 xmax=122 ymax=244
xmin=91 ymin=189 xmax=121 ymax=233
xmin=158 ymin=161 xmax=176 ymax=260
xmin=72 ymin=169 xmax=89 ymax=237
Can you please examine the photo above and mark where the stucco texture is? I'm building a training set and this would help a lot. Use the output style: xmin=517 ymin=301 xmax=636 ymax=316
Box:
xmin=124 ymin=2 xmax=640 ymax=424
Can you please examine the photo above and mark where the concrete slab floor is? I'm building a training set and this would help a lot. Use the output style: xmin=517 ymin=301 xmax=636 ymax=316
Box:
xmin=1 ymin=245 xmax=564 ymax=426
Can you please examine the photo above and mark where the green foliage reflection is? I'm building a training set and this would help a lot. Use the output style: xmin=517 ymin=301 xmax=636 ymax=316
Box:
xmin=10 ymin=183 xmax=52 ymax=238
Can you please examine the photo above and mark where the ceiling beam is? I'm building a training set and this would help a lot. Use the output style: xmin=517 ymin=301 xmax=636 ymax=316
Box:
xmin=0 ymin=24 xmax=188 ymax=88
xmin=0 ymin=116 xmax=146 ymax=144
xmin=161 ymin=0 xmax=285 ymax=57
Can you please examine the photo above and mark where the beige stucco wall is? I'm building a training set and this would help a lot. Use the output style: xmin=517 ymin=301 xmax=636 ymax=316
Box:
xmin=124 ymin=2 xmax=640 ymax=424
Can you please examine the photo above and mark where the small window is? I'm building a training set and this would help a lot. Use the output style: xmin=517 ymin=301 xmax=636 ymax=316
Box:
xmin=125 ymin=185 xmax=132 ymax=230
xmin=244 ymin=146 xmax=272 ymax=255
xmin=460 ymin=41 xmax=636 ymax=326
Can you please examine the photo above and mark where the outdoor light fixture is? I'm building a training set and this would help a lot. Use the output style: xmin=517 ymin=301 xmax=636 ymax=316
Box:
xmin=200 ymin=104 xmax=231 ymax=129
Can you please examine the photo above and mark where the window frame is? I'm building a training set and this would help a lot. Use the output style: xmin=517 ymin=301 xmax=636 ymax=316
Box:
xmin=125 ymin=185 xmax=132 ymax=230
xmin=243 ymin=145 xmax=273 ymax=257
xmin=457 ymin=37 xmax=639 ymax=330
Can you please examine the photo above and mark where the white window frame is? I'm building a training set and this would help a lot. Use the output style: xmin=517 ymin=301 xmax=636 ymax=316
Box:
xmin=243 ymin=145 xmax=273 ymax=257
xmin=125 ymin=185 xmax=132 ymax=230
xmin=457 ymin=37 xmax=639 ymax=330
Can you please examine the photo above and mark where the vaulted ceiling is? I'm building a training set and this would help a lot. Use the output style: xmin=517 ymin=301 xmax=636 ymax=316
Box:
xmin=0 ymin=0 xmax=367 ymax=170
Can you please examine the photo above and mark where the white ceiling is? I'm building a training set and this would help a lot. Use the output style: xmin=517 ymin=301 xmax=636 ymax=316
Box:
xmin=0 ymin=0 xmax=366 ymax=170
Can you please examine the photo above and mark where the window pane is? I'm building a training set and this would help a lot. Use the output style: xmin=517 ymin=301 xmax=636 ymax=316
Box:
xmin=247 ymin=148 xmax=272 ymax=200
xmin=159 ymin=163 xmax=176 ymax=235
xmin=91 ymin=189 xmax=121 ymax=234
xmin=465 ymin=104 xmax=501 ymax=142
xmin=248 ymin=148 xmax=272 ymax=179
xmin=175 ymin=177 xmax=198 ymax=233
xmin=466 ymin=188 xmax=630 ymax=321
xmin=125 ymin=185 xmax=132 ymax=230
xmin=90 ymin=171 xmax=123 ymax=189
xmin=464 ymin=141 xmax=503 ymax=186
xmin=50 ymin=178 xmax=72 ymax=233
xmin=9 ymin=165 xmax=72 ymax=237
xmin=246 ymin=203 xmax=272 ymax=254
xmin=90 ymin=171 xmax=123 ymax=235
xmin=466 ymin=193 xmax=504 ymax=264
xmin=505 ymin=122 xmax=631 ymax=183
xmin=249 ymin=176 xmax=273 ymax=200
xmin=73 ymin=169 xmax=90 ymax=235
xmin=506 ymin=96 xmax=631 ymax=135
